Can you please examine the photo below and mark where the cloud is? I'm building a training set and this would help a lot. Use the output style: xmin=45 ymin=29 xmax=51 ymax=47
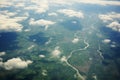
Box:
xmin=29 ymin=18 xmax=55 ymax=30
xmin=0 ymin=52 xmax=6 ymax=56
xmin=61 ymin=56 xmax=67 ymax=62
xmin=110 ymin=44 xmax=116 ymax=48
xmin=48 ymin=12 xmax=58 ymax=16
xmin=48 ymin=0 xmax=72 ymax=5
xmin=0 ymin=11 xmax=27 ymax=32
xmin=14 ymin=2 xmax=25 ymax=8
xmin=74 ymin=0 xmax=120 ymax=6
xmin=0 ymin=10 xmax=17 ymax=17
xmin=99 ymin=12 xmax=120 ymax=22
xmin=99 ymin=12 xmax=120 ymax=32
xmin=49 ymin=0 xmax=120 ymax=6
xmin=0 ymin=0 xmax=13 ymax=8
xmin=107 ymin=21 xmax=120 ymax=32
xmin=0 ymin=57 xmax=32 ymax=70
xmin=51 ymin=46 xmax=61 ymax=58
xmin=57 ymin=9 xmax=84 ymax=18
xmin=24 ymin=29 xmax=31 ymax=32
xmin=25 ymin=0 xmax=49 ymax=14
xmin=39 ymin=55 xmax=45 ymax=58
xmin=102 ymin=39 xmax=111 ymax=44
xmin=72 ymin=38 xmax=79 ymax=43
xmin=99 ymin=15 xmax=113 ymax=23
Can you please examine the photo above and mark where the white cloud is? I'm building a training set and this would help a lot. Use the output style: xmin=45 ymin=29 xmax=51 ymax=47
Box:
xmin=99 ymin=12 xmax=120 ymax=22
xmin=0 ymin=10 xmax=17 ymax=17
xmin=48 ymin=0 xmax=72 ymax=5
xmin=14 ymin=2 xmax=25 ymax=8
xmin=72 ymin=38 xmax=79 ymax=43
xmin=1 ymin=57 xmax=32 ymax=70
xmin=25 ymin=0 xmax=49 ymax=14
xmin=49 ymin=0 xmax=120 ymax=6
xmin=39 ymin=55 xmax=45 ymax=58
xmin=107 ymin=21 xmax=120 ymax=32
xmin=24 ymin=29 xmax=31 ymax=32
xmin=74 ymin=0 xmax=120 ymax=6
xmin=72 ymin=21 xmax=77 ymax=24
xmin=29 ymin=18 xmax=55 ymax=30
xmin=99 ymin=12 xmax=120 ymax=32
xmin=110 ymin=44 xmax=116 ymax=48
xmin=51 ymin=46 xmax=61 ymax=58
xmin=0 ymin=52 xmax=6 ymax=56
xmin=48 ymin=12 xmax=58 ymax=16
xmin=0 ymin=11 xmax=27 ymax=32
xmin=102 ymin=39 xmax=111 ymax=44
xmin=99 ymin=14 xmax=113 ymax=23
xmin=61 ymin=56 xmax=67 ymax=62
xmin=58 ymin=9 xmax=84 ymax=18
xmin=0 ymin=0 xmax=13 ymax=8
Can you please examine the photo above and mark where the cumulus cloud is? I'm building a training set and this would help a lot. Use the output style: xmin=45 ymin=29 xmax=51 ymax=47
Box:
xmin=0 ymin=52 xmax=6 ymax=56
xmin=0 ymin=11 xmax=27 ymax=32
xmin=107 ymin=21 xmax=120 ymax=32
xmin=72 ymin=38 xmax=79 ymax=43
xmin=57 ymin=9 xmax=84 ymax=18
xmin=0 ymin=10 xmax=17 ymax=17
xmin=14 ymin=2 xmax=25 ymax=8
xmin=0 ymin=57 xmax=32 ymax=70
xmin=99 ymin=15 xmax=113 ymax=23
xmin=39 ymin=55 xmax=45 ymax=58
xmin=51 ymin=46 xmax=61 ymax=58
xmin=0 ymin=0 xmax=13 ymax=8
xmin=29 ymin=18 xmax=55 ymax=30
xmin=24 ymin=0 xmax=49 ymax=14
xmin=102 ymin=39 xmax=111 ymax=44
xmin=61 ymin=56 xmax=67 ymax=62
xmin=99 ymin=12 xmax=120 ymax=22
xmin=99 ymin=12 xmax=120 ymax=32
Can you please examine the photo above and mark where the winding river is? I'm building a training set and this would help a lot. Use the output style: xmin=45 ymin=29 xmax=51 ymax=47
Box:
xmin=64 ymin=39 xmax=90 ymax=80
xmin=97 ymin=44 xmax=104 ymax=60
